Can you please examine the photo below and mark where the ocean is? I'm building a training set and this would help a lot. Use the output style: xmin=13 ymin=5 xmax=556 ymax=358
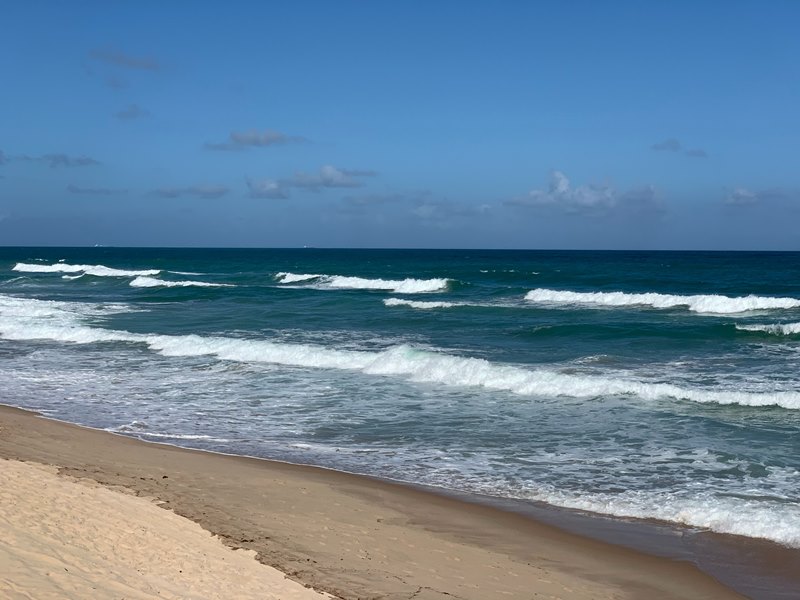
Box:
xmin=2 ymin=247 xmax=799 ymax=557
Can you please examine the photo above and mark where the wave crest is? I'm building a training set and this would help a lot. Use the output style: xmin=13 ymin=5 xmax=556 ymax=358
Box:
xmin=736 ymin=322 xmax=800 ymax=335
xmin=383 ymin=298 xmax=458 ymax=309
xmin=129 ymin=276 xmax=233 ymax=288
xmin=525 ymin=288 xmax=800 ymax=314
xmin=276 ymin=271 xmax=450 ymax=293
xmin=13 ymin=262 xmax=161 ymax=278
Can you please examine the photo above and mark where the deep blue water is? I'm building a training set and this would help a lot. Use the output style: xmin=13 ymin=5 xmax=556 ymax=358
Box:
xmin=1 ymin=247 xmax=799 ymax=549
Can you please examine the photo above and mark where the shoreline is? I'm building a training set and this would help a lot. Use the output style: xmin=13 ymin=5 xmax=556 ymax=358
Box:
xmin=0 ymin=403 xmax=752 ymax=599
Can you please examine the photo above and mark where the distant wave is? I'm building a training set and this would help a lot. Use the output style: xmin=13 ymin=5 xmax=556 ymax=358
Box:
xmin=275 ymin=271 xmax=450 ymax=293
xmin=736 ymin=322 xmax=800 ymax=336
xmin=383 ymin=298 xmax=458 ymax=309
xmin=525 ymin=288 xmax=800 ymax=314
xmin=3 ymin=293 xmax=800 ymax=411
xmin=129 ymin=276 xmax=233 ymax=288
xmin=13 ymin=262 xmax=160 ymax=278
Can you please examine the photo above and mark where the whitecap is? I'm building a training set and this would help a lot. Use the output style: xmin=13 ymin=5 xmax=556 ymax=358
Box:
xmin=275 ymin=272 xmax=323 ymax=283
xmin=276 ymin=271 xmax=450 ymax=293
xmin=13 ymin=262 xmax=161 ymax=278
xmin=736 ymin=322 xmax=800 ymax=335
xmin=129 ymin=276 xmax=233 ymax=288
xmin=525 ymin=288 xmax=800 ymax=314
xmin=383 ymin=298 xmax=458 ymax=309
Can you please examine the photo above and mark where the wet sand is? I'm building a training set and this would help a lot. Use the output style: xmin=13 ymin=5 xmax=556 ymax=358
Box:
xmin=0 ymin=404 xmax=745 ymax=599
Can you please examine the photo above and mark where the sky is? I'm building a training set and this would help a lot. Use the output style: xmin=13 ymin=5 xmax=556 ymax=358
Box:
xmin=1 ymin=1 xmax=799 ymax=250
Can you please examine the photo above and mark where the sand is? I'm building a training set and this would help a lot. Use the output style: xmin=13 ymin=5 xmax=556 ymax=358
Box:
xmin=0 ymin=405 xmax=744 ymax=599
xmin=0 ymin=459 xmax=329 ymax=600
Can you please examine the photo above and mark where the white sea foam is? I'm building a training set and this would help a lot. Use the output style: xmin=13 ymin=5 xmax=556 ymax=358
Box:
xmin=327 ymin=275 xmax=449 ymax=293
xmin=129 ymin=276 xmax=233 ymax=288
xmin=524 ymin=486 xmax=800 ymax=548
xmin=525 ymin=288 xmax=800 ymax=314
xmin=736 ymin=322 xmax=800 ymax=335
xmin=383 ymin=298 xmax=458 ymax=309
xmin=3 ymin=294 xmax=800 ymax=410
xmin=13 ymin=262 xmax=161 ymax=278
xmin=276 ymin=271 xmax=450 ymax=293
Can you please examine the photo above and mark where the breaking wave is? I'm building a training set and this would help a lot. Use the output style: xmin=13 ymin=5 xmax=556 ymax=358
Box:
xmin=525 ymin=288 xmax=800 ymax=314
xmin=383 ymin=298 xmax=458 ymax=309
xmin=13 ymin=262 xmax=160 ymax=278
xmin=129 ymin=276 xmax=233 ymax=288
xmin=275 ymin=272 xmax=322 ymax=284
xmin=3 ymin=294 xmax=799 ymax=410
xmin=736 ymin=322 xmax=800 ymax=336
xmin=276 ymin=272 xmax=450 ymax=293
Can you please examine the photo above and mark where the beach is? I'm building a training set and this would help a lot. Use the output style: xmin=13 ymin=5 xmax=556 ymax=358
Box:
xmin=0 ymin=404 xmax=743 ymax=600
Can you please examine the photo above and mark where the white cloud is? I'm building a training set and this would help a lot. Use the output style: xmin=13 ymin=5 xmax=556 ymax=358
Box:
xmin=246 ymin=178 xmax=288 ymax=199
xmin=508 ymin=171 xmax=662 ymax=215
xmin=284 ymin=165 xmax=374 ymax=191
xmin=724 ymin=186 xmax=794 ymax=206
xmin=290 ymin=165 xmax=356 ymax=189
xmin=726 ymin=187 xmax=758 ymax=205
xmin=519 ymin=171 xmax=616 ymax=211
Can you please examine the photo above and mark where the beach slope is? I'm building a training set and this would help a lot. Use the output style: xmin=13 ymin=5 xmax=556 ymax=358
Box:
xmin=0 ymin=405 xmax=743 ymax=600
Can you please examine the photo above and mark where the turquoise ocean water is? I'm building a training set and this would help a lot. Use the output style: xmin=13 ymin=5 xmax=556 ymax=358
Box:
xmin=2 ymin=247 xmax=800 ymax=558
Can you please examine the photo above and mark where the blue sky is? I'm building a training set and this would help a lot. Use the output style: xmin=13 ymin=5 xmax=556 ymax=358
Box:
xmin=1 ymin=1 xmax=798 ymax=249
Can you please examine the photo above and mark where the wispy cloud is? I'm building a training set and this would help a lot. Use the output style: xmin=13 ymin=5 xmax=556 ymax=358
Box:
xmin=0 ymin=150 xmax=6 ymax=165
xmin=205 ymin=129 xmax=307 ymax=151
xmin=15 ymin=153 xmax=100 ymax=168
xmin=67 ymin=184 xmax=127 ymax=195
xmin=115 ymin=104 xmax=150 ymax=120
xmin=246 ymin=166 xmax=375 ymax=198
xmin=151 ymin=185 xmax=229 ymax=199
xmin=283 ymin=165 xmax=373 ymax=191
xmin=652 ymin=138 xmax=682 ymax=152
xmin=246 ymin=178 xmax=289 ymax=199
xmin=724 ymin=186 xmax=795 ymax=206
xmin=410 ymin=198 xmax=491 ymax=223
xmin=341 ymin=192 xmax=407 ymax=207
xmin=508 ymin=171 xmax=661 ymax=215
xmin=89 ymin=48 xmax=159 ymax=71
xmin=684 ymin=148 xmax=707 ymax=158
xmin=104 ymin=75 xmax=127 ymax=90
xmin=651 ymin=138 xmax=708 ymax=158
